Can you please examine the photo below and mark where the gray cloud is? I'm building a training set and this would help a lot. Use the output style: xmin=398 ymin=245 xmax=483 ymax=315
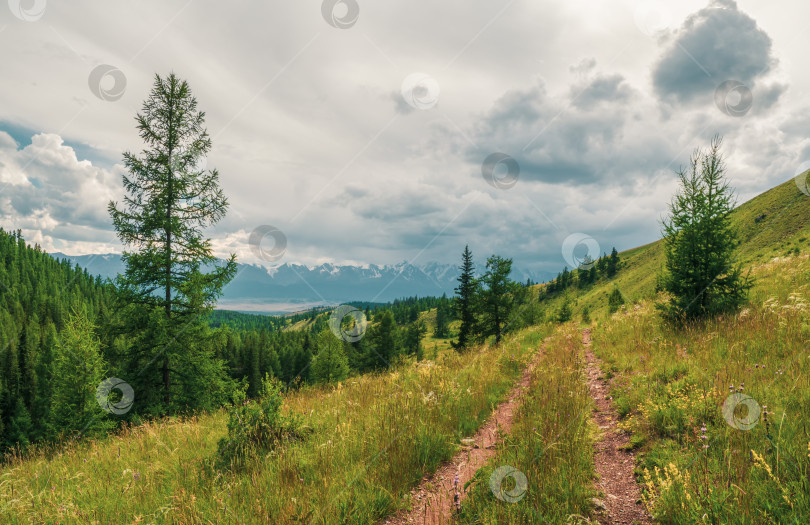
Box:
xmin=466 ymin=70 xmax=672 ymax=187
xmin=652 ymin=0 xmax=780 ymax=106
xmin=0 ymin=0 xmax=808 ymax=276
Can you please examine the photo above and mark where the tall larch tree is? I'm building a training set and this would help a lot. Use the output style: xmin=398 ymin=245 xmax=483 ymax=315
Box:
xmin=109 ymin=73 xmax=237 ymax=414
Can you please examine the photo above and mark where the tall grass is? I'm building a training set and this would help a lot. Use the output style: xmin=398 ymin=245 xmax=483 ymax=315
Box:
xmin=0 ymin=325 xmax=550 ymax=524
xmin=455 ymin=324 xmax=595 ymax=524
xmin=592 ymin=254 xmax=810 ymax=524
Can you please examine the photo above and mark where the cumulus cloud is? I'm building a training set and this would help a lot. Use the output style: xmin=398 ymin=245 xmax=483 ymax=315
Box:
xmin=652 ymin=0 xmax=782 ymax=108
xmin=0 ymin=132 xmax=121 ymax=252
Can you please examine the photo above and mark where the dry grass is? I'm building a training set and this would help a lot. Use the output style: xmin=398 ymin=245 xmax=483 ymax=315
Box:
xmin=0 ymin=325 xmax=551 ymax=524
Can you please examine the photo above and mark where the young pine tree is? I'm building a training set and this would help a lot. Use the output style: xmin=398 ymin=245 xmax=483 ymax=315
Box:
xmin=51 ymin=307 xmax=108 ymax=436
xmin=364 ymin=310 xmax=400 ymax=369
xmin=608 ymin=285 xmax=625 ymax=314
xmin=659 ymin=137 xmax=752 ymax=323
xmin=433 ymin=294 xmax=450 ymax=338
xmin=452 ymin=246 xmax=478 ymax=351
xmin=606 ymin=247 xmax=620 ymax=277
xmin=108 ymin=73 xmax=237 ymax=413
xmin=478 ymin=255 xmax=517 ymax=345
xmin=556 ymin=298 xmax=572 ymax=323
xmin=311 ymin=331 xmax=350 ymax=384
xmin=404 ymin=320 xmax=427 ymax=359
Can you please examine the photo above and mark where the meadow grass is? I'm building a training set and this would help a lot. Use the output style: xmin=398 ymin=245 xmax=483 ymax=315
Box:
xmin=0 ymin=325 xmax=551 ymax=524
xmin=455 ymin=323 xmax=595 ymax=524
xmin=591 ymin=254 xmax=810 ymax=524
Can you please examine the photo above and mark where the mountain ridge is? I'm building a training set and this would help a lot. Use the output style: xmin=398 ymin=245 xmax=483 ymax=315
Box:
xmin=47 ymin=252 xmax=554 ymax=313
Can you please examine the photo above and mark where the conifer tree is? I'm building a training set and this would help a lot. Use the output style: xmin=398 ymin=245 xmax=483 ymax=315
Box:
xmin=311 ymin=331 xmax=350 ymax=384
xmin=108 ymin=73 xmax=237 ymax=413
xmin=606 ymin=247 xmax=620 ymax=277
xmin=365 ymin=310 xmax=400 ymax=369
xmin=51 ymin=307 xmax=107 ymax=435
xmin=608 ymin=285 xmax=625 ymax=314
xmin=404 ymin=320 xmax=426 ymax=358
xmin=452 ymin=246 xmax=478 ymax=351
xmin=433 ymin=294 xmax=450 ymax=338
xmin=478 ymin=255 xmax=517 ymax=345
xmin=659 ymin=137 xmax=752 ymax=322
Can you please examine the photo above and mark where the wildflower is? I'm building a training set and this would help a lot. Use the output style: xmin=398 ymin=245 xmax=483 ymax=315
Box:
xmin=133 ymin=472 xmax=140 ymax=481
xmin=453 ymin=472 xmax=461 ymax=513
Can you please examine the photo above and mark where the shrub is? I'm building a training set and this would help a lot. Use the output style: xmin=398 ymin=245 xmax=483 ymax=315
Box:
xmin=216 ymin=374 xmax=309 ymax=469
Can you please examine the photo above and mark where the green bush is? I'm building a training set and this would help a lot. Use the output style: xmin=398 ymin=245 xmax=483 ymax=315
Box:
xmin=216 ymin=374 xmax=310 ymax=469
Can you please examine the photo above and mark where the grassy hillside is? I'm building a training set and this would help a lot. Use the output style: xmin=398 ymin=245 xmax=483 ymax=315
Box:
xmin=537 ymin=177 xmax=810 ymax=322
xmin=1 ymin=178 xmax=807 ymax=524
xmin=455 ymin=177 xmax=810 ymax=523
xmin=0 ymin=323 xmax=551 ymax=523
xmin=591 ymin=252 xmax=810 ymax=523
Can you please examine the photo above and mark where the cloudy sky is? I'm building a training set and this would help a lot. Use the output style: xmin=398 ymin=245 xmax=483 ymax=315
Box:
xmin=1 ymin=0 xmax=808 ymax=275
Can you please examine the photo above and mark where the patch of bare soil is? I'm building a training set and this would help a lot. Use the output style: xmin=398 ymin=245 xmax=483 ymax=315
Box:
xmin=582 ymin=328 xmax=650 ymax=525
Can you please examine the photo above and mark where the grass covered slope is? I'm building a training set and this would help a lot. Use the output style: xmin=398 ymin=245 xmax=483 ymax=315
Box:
xmin=452 ymin=178 xmax=810 ymax=524
xmin=538 ymin=177 xmax=810 ymax=321
xmin=592 ymin=253 xmax=810 ymax=523
xmin=0 ymin=325 xmax=551 ymax=524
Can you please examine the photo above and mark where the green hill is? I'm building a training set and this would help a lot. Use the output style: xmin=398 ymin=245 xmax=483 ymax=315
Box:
xmin=538 ymin=177 xmax=810 ymax=320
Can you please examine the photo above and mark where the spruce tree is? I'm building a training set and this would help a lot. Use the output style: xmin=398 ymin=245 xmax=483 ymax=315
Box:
xmin=108 ymin=73 xmax=237 ymax=413
xmin=452 ymin=246 xmax=478 ymax=351
xmin=404 ymin=320 xmax=426 ymax=358
xmin=659 ymin=137 xmax=752 ymax=323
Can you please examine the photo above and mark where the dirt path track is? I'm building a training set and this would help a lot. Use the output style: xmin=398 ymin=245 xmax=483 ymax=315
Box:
xmin=582 ymin=329 xmax=650 ymax=525
xmin=379 ymin=343 xmax=545 ymax=525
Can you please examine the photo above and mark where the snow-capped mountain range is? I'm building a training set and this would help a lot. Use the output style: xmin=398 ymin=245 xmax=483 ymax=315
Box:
xmin=50 ymin=253 xmax=553 ymax=313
